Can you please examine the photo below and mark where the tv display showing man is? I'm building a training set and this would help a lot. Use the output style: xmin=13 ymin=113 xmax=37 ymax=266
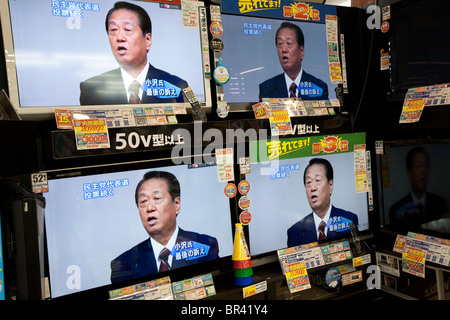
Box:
xmin=80 ymin=1 xmax=188 ymax=106
xmin=287 ymin=158 xmax=359 ymax=247
xmin=259 ymin=22 xmax=329 ymax=101
xmin=111 ymin=171 xmax=219 ymax=283
xmin=389 ymin=146 xmax=447 ymax=231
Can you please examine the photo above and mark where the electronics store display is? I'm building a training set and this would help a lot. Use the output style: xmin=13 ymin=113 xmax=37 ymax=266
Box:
xmin=1 ymin=0 xmax=450 ymax=305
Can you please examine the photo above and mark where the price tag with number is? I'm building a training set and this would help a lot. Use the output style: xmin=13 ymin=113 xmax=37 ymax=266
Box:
xmin=31 ymin=172 xmax=48 ymax=193
xmin=54 ymin=109 xmax=73 ymax=129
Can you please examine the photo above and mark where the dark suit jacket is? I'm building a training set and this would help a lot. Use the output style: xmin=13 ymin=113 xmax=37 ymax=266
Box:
xmin=389 ymin=192 xmax=447 ymax=231
xmin=110 ymin=228 xmax=219 ymax=284
xmin=287 ymin=206 xmax=359 ymax=247
xmin=80 ymin=63 xmax=188 ymax=105
xmin=259 ymin=70 xmax=329 ymax=101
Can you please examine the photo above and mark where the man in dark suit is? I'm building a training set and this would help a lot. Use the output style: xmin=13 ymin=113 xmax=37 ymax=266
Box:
xmin=80 ymin=1 xmax=188 ymax=106
xmin=389 ymin=146 xmax=447 ymax=231
xmin=111 ymin=171 xmax=219 ymax=284
xmin=287 ymin=158 xmax=359 ymax=247
xmin=259 ymin=22 xmax=329 ymax=101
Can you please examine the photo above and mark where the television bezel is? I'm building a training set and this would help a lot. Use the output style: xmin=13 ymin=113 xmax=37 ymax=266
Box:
xmin=242 ymin=132 xmax=374 ymax=262
xmin=0 ymin=0 xmax=212 ymax=121
xmin=215 ymin=1 xmax=342 ymax=114
xmin=379 ymin=0 xmax=450 ymax=97
xmin=375 ymin=137 xmax=450 ymax=238
xmin=42 ymin=154 xmax=237 ymax=299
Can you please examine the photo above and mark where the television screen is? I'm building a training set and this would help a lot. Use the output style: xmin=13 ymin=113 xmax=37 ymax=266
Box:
xmin=246 ymin=133 xmax=370 ymax=256
xmin=377 ymin=139 xmax=450 ymax=235
xmin=219 ymin=2 xmax=339 ymax=110
xmin=387 ymin=0 xmax=450 ymax=95
xmin=0 ymin=0 xmax=210 ymax=119
xmin=43 ymin=161 xmax=234 ymax=298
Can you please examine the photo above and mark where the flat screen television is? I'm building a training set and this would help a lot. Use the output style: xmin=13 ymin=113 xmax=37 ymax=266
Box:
xmin=43 ymin=158 xmax=234 ymax=298
xmin=245 ymin=132 xmax=370 ymax=257
xmin=386 ymin=0 xmax=450 ymax=96
xmin=376 ymin=139 xmax=450 ymax=236
xmin=219 ymin=1 xmax=339 ymax=112
xmin=0 ymin=0 xmax=211 ymax=120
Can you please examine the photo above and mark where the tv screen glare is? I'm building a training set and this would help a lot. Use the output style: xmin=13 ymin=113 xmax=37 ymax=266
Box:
xmin=219 ymin=4 xmax=338 ymax=109
xmin=246 ymin=133 xmax=370 ymax=256
xmin=43 ymin=162 xmax=234 ymax=298
xmin=0 ymin=0 xmax=210 ymax=119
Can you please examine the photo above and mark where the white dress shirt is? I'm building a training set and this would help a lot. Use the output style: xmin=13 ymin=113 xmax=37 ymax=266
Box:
xmin=150 ymin=224 xmax=179 ymax=269
xmin=120 ymin=62 xmax=149 ymax=101
xmin=284 ymin=69 xmax=303 ymax=97
xmin=313 ymin=204 xmax=332 ymax=239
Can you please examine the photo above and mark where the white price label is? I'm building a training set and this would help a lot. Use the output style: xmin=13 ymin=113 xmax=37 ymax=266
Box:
xmin=31 ymin=172 xmax=48 ymax=193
